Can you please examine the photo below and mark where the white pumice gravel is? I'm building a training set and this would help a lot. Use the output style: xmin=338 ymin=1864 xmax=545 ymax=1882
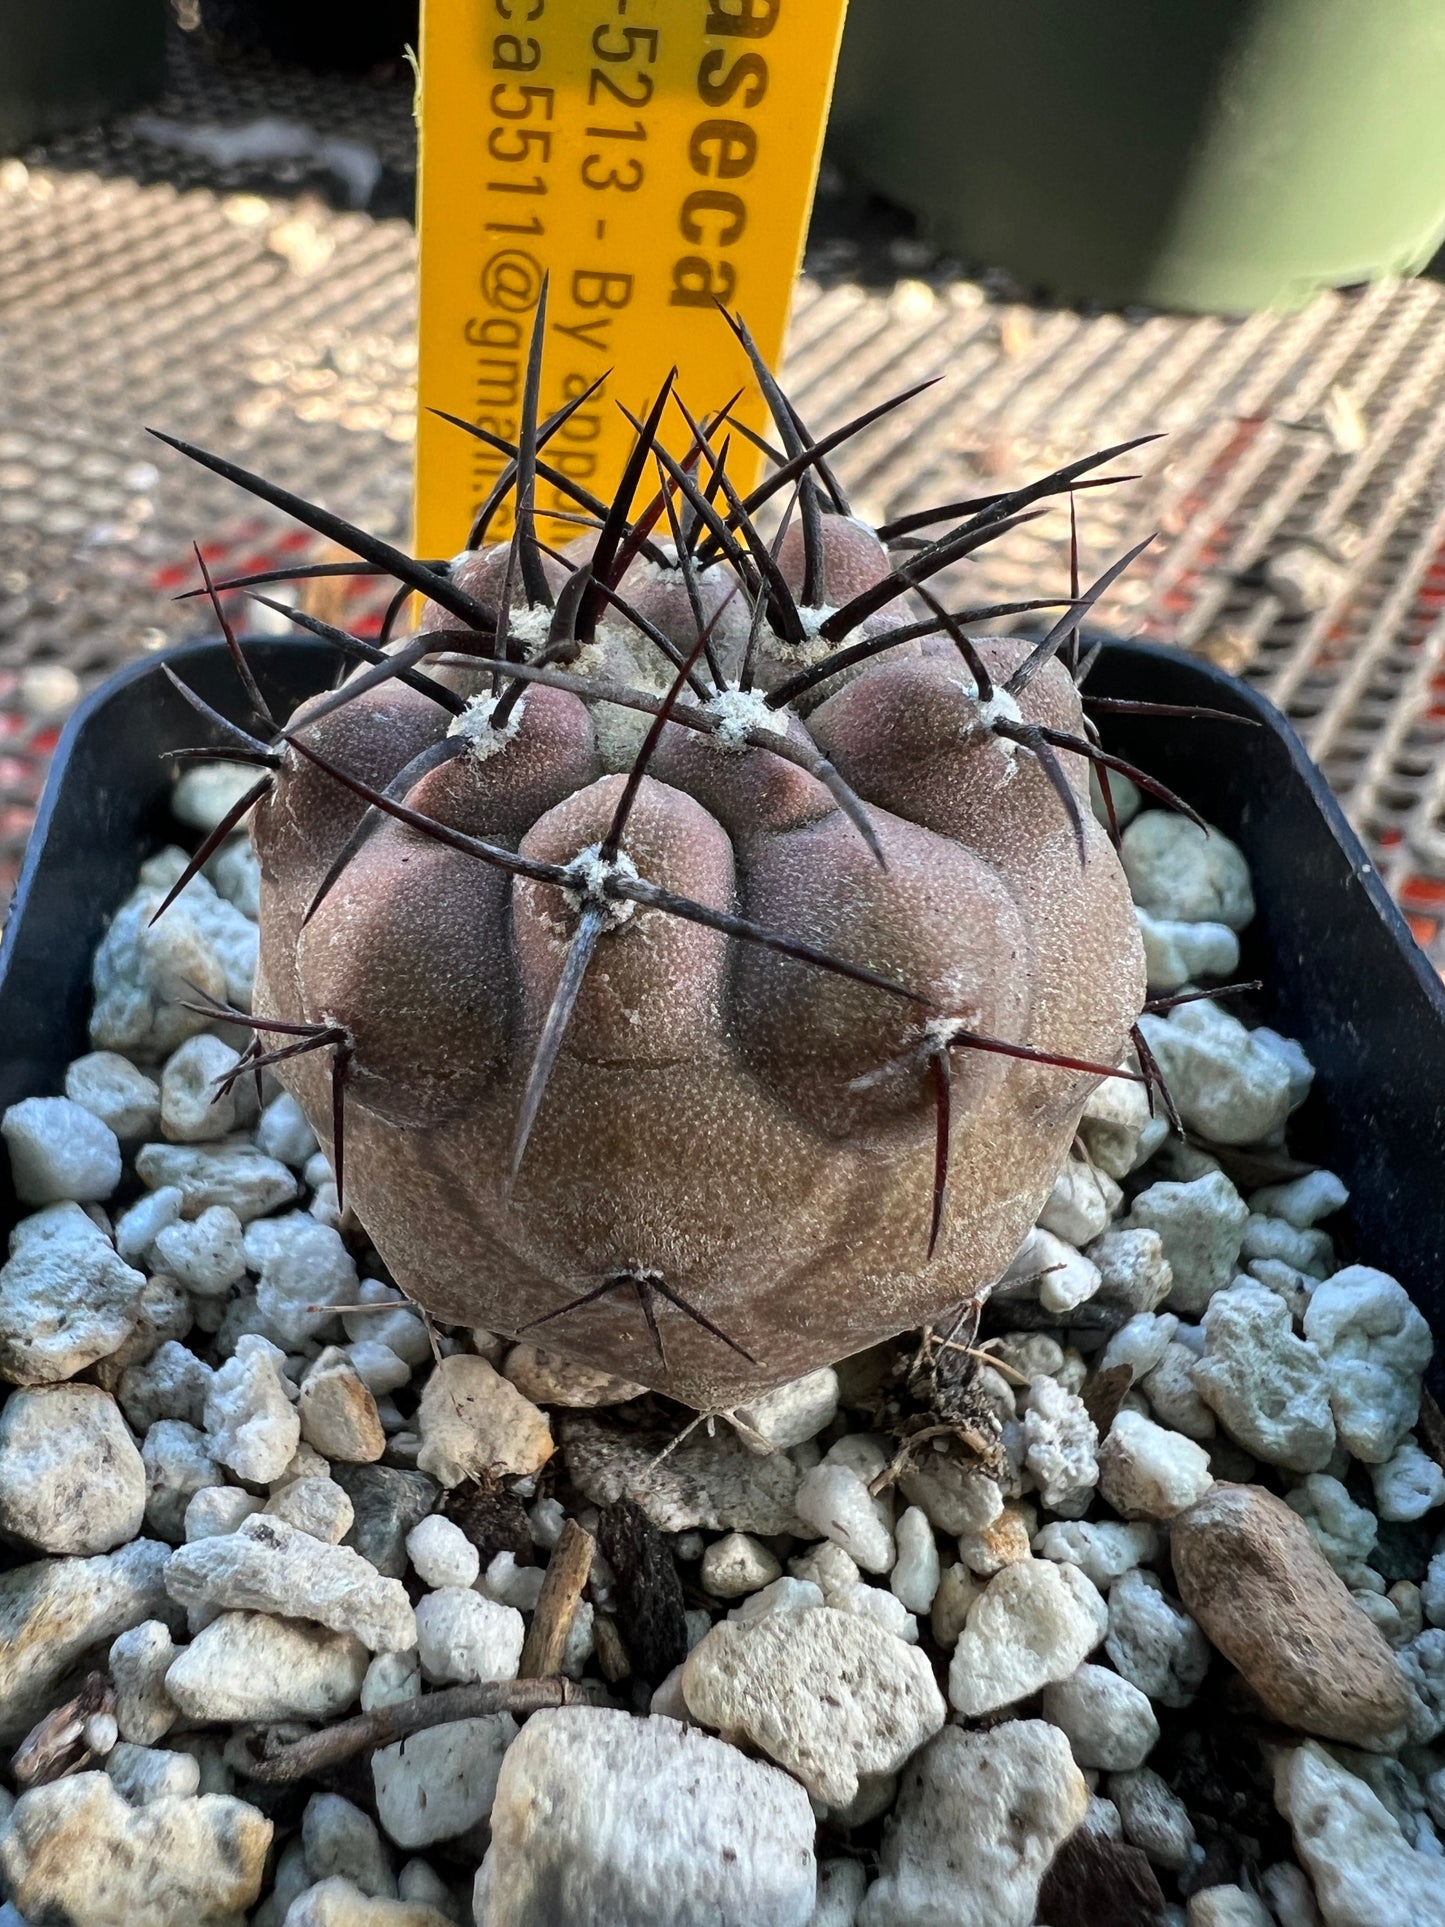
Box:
xmin=0 ymin=1382 xmax=146 ymax=1554
xmin=404 ymin=1515 xmax=479 ymax=1591
xmin=3 ymin=792 xmax=1443 ymax=1925
xmin=1 ymin=1094 xmax=123 ymax=1203
xmin=414 ymin=1588 xmax=524 ymax=1685
xmin=1097 ymin=1409 xmax=1215 ymax=1519
xmin=947 ymin=1558 xmax=1107 ymax=1716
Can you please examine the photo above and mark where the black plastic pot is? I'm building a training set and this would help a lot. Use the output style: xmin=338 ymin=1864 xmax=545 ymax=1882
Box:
xmin=1 ymin=638 xmax=1442 ymax=1395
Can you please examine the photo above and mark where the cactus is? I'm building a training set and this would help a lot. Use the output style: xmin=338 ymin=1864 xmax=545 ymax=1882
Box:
xmin=151 ymin=301 xmax=1198 ymax=1413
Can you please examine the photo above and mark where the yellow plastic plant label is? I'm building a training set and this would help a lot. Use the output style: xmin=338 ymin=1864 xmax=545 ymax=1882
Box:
xmin=412 ymin=0 xmax=851 ymax=559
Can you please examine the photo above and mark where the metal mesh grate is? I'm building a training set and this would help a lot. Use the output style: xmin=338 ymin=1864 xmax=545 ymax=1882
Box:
xmin=5 ymin=19 xmax=1445 ymax=966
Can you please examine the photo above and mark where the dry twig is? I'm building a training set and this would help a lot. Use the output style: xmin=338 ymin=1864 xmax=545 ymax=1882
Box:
xmin=518 ymin=1519 xmax=595 ymax=1680
xmin=242 ymin=1675 xmax=609 ymax=1783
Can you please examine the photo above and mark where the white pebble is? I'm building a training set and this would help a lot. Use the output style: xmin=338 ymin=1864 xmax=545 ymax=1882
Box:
xmin=1110 ymin=1765 xmax=1199 ymax=1871
xmin=244 ymin=1213 xmax=359 ymax=1348
xmin=164 ymin=1513 xmax=417 ymax=1653
xmin=1369 ymin=1438 xmax=1445 ymax=1523
xmin=1120 ymin=812 xmax=1254 ymax=929
xmin=700 ymin=1532 xmax=781 ymax=1598
xmin=1187 ymin=1887 xmax=1272 ymax=1926
xmin=1275 ymin=1738 xmax=1445 ymax=1927
xmin=1241 ymin=1215 xmax=1334 ymax=1278
xmin=64 ymin=1053 xmax=160 ymax=1142
xmin=1138 ymin=1003 xmax=1294 ymax=1146
xmin=1192 ymin=1283 xmax=1336 ymax=1470
xmin=362 ymin=1649 xmax=422 ymax=1713
xmin=1135 ymin=908 xmax=1241 ymax=993
xmin=89 ymin=885 xmax=227 ymax=1059
xmin=152 ymin=1205 xmax=247 ymax=1296
xmin=118 ymin=1340 xmax=213 ymax=1431
xmin=1101 ymin=1311 xmax=1180 ymax=1380
xmin=1001 ymin=1226 xmax=1101 ymax=1313
xmin=299 ymin=1348 xmax=386 ymax=1463
xmin=255 ymin=1092 xmax=318 ymax=1167
xmin=1106 ymin=1569 xmax=1210 ymax=1707
xmin=889 ymin=1506 xmax=941 ymax=1614
xmin=947 ymin=1559 xmax=1107 ymax=1717
xmin=1250 ymin=1169 xmax=1348 ymax=1229
xmin=135 ymin=1140 xmax=296 ymax=1222
xmin=346 ymin=1343 xmax=412 ymax=1398
xmin=812 ymin=1857 xmax=869 ymax=1927
xmin=728 ymin=1577 xmax=825 ymax=1623
xmin=475 ymin=1707 xmax=817 ymax=1927
xmin=204 ymin=1334 xmax=301 ymax=1484
xmin=141 ymin=1419 xmax=222 ymax=1542
xmin=858 ymin=1721 xmax=1086 ymax=1927
xmin=108 ymin=1621 xmax=178 ymax=1745
xmin=1023 ymin=1375 xmax=1099 ymax=1508
xmin=1141 ymin=1340 xmax=1217 ymax=1441
xmin=828 ymin=1581 xmax=918 ymax=1643
xmin=0 ymin=1384 xmax=146 ymax=1555
xmin=343 ymin=1281 xmax=431 ymax=1366
xmin=165 ymin=1609 xmax=368 ymax=1722
xmin=2 ymin=1096 xmax=121 ymax=1204
xmin=732 ymin=1368 xmax=839 ymax=1449
xmin=406 ymin=1516 xmax=479 ymax=1590
xmin=1125 ymin=1171 xmax=1248 ymax=1314
xmin=528 ymin=1495 xmax=565 ymax=1551
xmin=1078 ymin=1076 xmax=1154 ymax=1180
xmin=415 ymin=1587 xmax=523 ymax=1685
xmin=1088 ymin=1227 xmax=1175 ymax=1313
xmin=683 ymin=1606 xmax=945 ymax=1808
xmin=795 ymin=1463 xmax=896 ymax=1574
xmin=790 ymin=1540 xmax=863 ymax=1598
xmin=415 ymin=1355 xmax=554 ymax=1486
xmin=185 ymin=1486 xmax=263 ymax=1541
xmin=481 ymin=1552 xmax=546 ymax=1615
xmin=957 ymin=1504 xmax=1034 ymax=1577
xmin=1098 ymin=1410 xmax=1214 ymax=1520
xmin=206 ymin=837 xmax=260 ymax=918
xmin=1042 ymin=1661 xmax=1160 ymax=1770
xmin=1039 ymin=1157 xmax=1122 ymax=1247
xmin=1260 ymin=1861 xmax=1324 ymax=1927
xmin=114 ymin=1185 xmax=183 ymax=1266
xmin=303 ymin=1791 xmax=396 ymax=1899
xmin=1285 ymin=1472 xmax=1378 ymax=1574
xmin=374 ymin=1714 xmax=517 ymax=1849
xmin=1251 ymin=1027 xmax=1315 ymax=1108
xmin=1032 ymin=1519 xmax=1164 ymax=1593
xmin=159 ymin=1036 xmax=242 ymax=1142
xmin=106 ymin=1742 xmax=201 ymax=1805
xmin=1303 ymin=1266 xmax=1434 ymax=1464
xmin=264 ymin=1477 xmax=355 ymax=1544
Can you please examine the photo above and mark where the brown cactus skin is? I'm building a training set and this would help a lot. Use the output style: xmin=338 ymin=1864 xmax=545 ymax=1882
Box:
xmin=151 ymin=335 xmax=1154 ymax=1412
xmin=249 ymin=550 xmax=1145 ymax=1410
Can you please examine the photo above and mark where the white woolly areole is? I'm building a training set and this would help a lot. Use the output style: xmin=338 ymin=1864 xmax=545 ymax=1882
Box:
xmin=947 ymin=674 xmax=1024 ymax=766
xmin=978 ymin=686 xmax=1023 ymax=729
xmin=561 ymin=844 xmax=639 ymax=929
xmin=765 ymin=605 xmax=869 ymax=667
xmin=447 ymin=692 xmax=525 ymax=761
xmin=704 ymin=685 xmax=789 ymax=752
xmin=504 ymin=603 xmax=555 ymax=649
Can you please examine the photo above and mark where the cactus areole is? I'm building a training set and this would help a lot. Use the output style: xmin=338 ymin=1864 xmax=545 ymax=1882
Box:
xmin=154 ymin=303 xmax=1174 ymax=1411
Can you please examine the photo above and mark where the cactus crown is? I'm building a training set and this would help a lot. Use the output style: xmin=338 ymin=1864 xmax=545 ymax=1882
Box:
xmin=150 ymin=296 xmax=1214 ymax=1411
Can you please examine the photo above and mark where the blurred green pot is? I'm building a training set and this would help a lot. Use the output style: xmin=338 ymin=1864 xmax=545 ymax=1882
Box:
xmin=1 ymin=0 xmax=166 ymax=151
xmin=830 ymin=0 xmax=1445 ymax=313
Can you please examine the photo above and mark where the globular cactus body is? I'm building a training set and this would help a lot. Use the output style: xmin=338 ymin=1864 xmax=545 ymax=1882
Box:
xmin=158 ymin=314 xmax=1158 ymax=1410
